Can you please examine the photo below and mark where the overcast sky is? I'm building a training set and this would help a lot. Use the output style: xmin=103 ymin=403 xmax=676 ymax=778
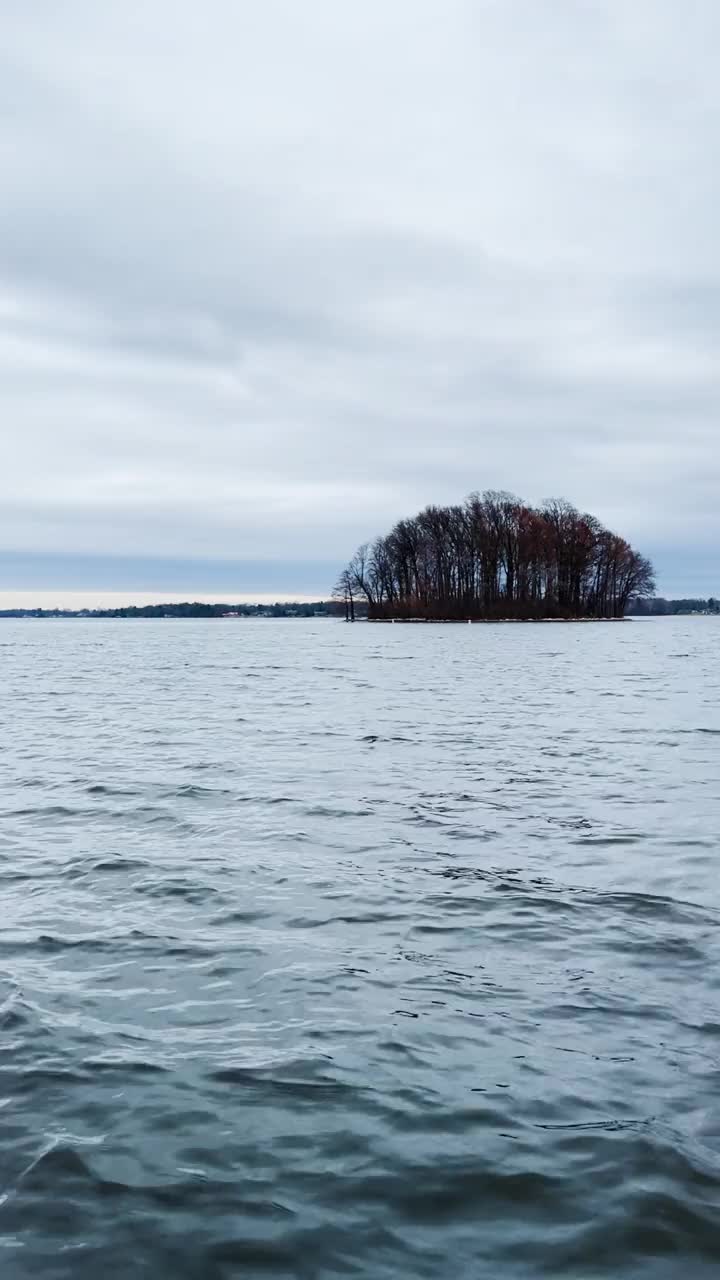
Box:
xmin=2 ymin=1 xmax=719 ymax=600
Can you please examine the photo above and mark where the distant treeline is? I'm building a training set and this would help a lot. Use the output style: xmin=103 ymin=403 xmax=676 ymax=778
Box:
xmin=627 ymin=597 xmax=719 ymax=616
xmin=336 ymin=491 xmax=655 ymax=620
xmin=0 ymin=601 xmax=334 ymax=619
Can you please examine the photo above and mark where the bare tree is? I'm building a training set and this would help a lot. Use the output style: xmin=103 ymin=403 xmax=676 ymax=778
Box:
xmin=333 ymin=569 xmax=357 ymax=621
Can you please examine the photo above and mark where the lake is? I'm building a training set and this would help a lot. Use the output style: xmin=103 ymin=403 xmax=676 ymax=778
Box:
xmin=1 ymin=617 xmax=719 ymax=1278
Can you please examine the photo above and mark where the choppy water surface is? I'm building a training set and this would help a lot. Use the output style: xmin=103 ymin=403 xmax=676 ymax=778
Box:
xmin=1 ymin=618 xmax=719 ymax=1278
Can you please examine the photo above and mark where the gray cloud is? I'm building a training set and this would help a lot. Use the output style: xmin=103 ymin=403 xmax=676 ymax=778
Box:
xmin=2 ymin=0 xmax=719 ymax=593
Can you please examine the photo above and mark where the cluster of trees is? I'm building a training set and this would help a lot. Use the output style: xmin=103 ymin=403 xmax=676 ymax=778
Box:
xmin=627 ymin=597 xmax=719 ymax=616
xmin=336 ymin=491 xmax=655 ymax=620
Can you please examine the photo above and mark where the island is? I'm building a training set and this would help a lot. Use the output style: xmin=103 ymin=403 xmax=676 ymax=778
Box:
xmin=335 ymin=491 xmax=656 ymax=621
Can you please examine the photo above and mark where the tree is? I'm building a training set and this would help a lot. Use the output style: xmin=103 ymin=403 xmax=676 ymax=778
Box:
xmin=333 ymin=569 xmax=356 ymax=621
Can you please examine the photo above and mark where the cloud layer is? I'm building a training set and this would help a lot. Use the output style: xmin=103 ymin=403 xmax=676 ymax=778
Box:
xmin=2 ymin=1 xmax=719 ymax=594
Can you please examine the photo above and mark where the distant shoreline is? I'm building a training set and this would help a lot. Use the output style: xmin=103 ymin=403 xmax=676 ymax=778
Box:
xmin=0 ymin=601 xmax=336 ymax=620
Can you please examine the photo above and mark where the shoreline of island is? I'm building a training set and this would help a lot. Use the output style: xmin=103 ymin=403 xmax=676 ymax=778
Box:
xmin=368 ymin=616 xmax=631 ymax=623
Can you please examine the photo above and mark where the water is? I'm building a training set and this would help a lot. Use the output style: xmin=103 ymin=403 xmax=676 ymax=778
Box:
xmin=1 ymin=617 xmax=719 ymax=1278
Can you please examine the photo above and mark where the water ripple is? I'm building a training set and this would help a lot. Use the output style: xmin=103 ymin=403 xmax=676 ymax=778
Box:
xmin=0 ymin=616 xmax=719 ymax=1277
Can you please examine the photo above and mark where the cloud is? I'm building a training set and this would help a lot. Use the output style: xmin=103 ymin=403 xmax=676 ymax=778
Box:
xmin=2 ymin=0 xmax=719 ymax=595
